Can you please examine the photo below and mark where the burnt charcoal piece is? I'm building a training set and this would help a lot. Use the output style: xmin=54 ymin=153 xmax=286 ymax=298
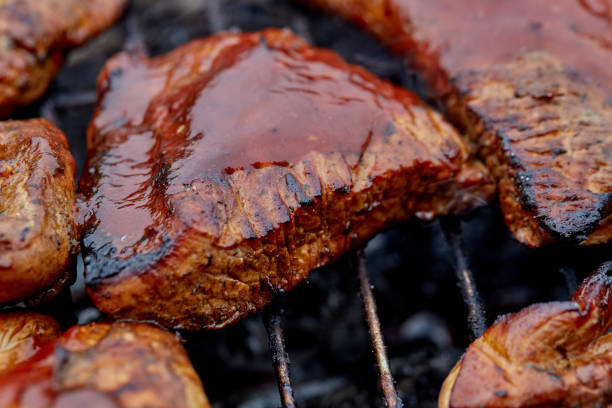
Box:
xmin=304 ymin=0 xmax=612 ymax=247
xmin=0 ymin=316 xmax=210 ymax=408
xmin=78 ymin=28 xmax=494 ymax=330
xmin=0 ymin=0 xmax=127 ymax=117
xmin=439 ymin=261 xmax=612 ymax=408
xmin=0 ymin=119 xmax=77 ymax=305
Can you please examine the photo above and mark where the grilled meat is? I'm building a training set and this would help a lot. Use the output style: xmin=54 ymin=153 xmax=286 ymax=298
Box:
xmin=0 ymin=312 xmax=61 ymax=376
xmin=0 ymin=318 xmax=210 ymax=408
xmin=0 ymin=0 xmax=127 ymax=117
xmin=305 ymin=0 xmax=612 ymax=247
xmin=450 ymin=52 xmax=612 ymax=246
xmin=0 ymin=119 xmax=77 ymax=305
xmin=439 ymin=261 xmax=612 ymax=408
xmin=78 ymin=28 xmax=494 ymax=330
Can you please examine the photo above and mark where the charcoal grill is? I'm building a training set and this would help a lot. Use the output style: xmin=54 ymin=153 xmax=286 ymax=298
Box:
xmin=12 ymin=0 xmax=612 ymax=407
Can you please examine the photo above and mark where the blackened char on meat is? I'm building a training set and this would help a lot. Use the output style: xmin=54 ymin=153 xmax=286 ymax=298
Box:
xmin=304 ymin=0 xmax=612 ymax=247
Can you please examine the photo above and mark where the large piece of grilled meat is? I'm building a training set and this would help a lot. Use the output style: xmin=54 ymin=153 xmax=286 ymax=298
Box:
xmin=0 ymin=119 xmax=77 ymax=305
xmin=0 ymin=0 xmax=127 ymax=117
xmin=78 ymin=28 xmax=494 ymax=330
xmin=305 ymin=0 xmax=612 ymax=247
xmin=0 ymin=314 xmax=210 ymax=408
xmin=439 ymin=261 xmax=612 ymax=407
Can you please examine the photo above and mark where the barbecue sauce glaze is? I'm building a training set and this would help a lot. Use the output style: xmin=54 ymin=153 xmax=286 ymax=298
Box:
xmin=79 ymin=28 xmax=493 ymax=329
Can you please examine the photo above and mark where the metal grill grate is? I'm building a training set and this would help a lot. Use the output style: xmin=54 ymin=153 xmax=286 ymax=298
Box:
xmin=262 ymin=231 xmax=484 ymax=407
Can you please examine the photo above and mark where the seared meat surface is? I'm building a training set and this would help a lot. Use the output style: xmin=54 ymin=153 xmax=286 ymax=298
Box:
xmin=449 ymin=52 xmax=612 ymax=246
xmin=79 ymin=28 xmax=494 ymax=329
xmin=306 ymin=0 xmax=612 ymax=247
xmin=0 ymin=119 xmax=77 ymax=305
xmin=439 ymin=261 xmax=612 ymax=408
xmin=0 ymin=317 xmax=210 ymax=408
xmin=0 ymin=0 xmax=127 ymax=117
xmin=0 ymin=312 xmax=60 ymax=376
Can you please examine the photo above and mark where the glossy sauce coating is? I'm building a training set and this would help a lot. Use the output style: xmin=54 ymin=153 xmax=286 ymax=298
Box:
xmin=79 ymin=28 xmax=493 ymax=329
xmin=0 ymin=320 xmax=210 ymax=408
xmin=306 ymin=0 xmax=612 ymax=247
xmin=0 ymin=313 xmax=60 ymax=376
xmin=307 ymin=0 xmax=612 ymax=95
xmin=84 ymin=30 xmax=422 ymax=254
xmin=0 ymin=0 xmax=128 ymax=116
xmin=440 ymin=262 xmax=612 ymax=408
xmin=0 ymin=119 xmax=77 ymax=304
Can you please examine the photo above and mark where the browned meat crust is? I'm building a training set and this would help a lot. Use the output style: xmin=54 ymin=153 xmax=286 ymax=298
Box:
xmin=0 ymin=312 xmax=60 ymax=376
xmin=0 ymin=0 xmax=128 ymax=117
xmin=0 ymin=119 xmax=77 ymax=305
xmin=0 ymin=318 xmax=210 ymax=408
xmin=439 ymin=261 xmax=612 ymax=408
xmin=304 ymin=0 xmax=612 ymax=247
xmin=448 ymin=52 xmax=612 ymax=246
xmin=78 ymin=28 xmax=494 ymax=330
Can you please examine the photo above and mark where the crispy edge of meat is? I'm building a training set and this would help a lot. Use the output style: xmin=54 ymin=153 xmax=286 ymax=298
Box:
xmin=446 ymin=52 xmax=612 ymax=247
xmin=85 ymin=141 xmax=493 ymax=330
xmin=439 ymin=261 xmax=612 ymax=408
xmin=0 ymin=119 xmax=77 ymax=305
xmin=0 ymin=0 xmax=128 ymax=116
xmin=0 ymin=312 xmax=60 ymax=376
xmin=304 ymin=0 xmax=612 ymax=248
xmin=80 ymin=29 xmax=494 ymax=330
xmin=0 ymin=321 xmax=210 ymax=408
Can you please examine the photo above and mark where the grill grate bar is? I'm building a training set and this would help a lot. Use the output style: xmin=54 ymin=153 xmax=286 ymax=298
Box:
xmin=263 ymin=304 xmax=297 ymax=408
xmin=356 ymin=250 xmax=403 ymax=408
xmin=442 ymin=217 xmax=487 ymax=339
xmin=206 ymin=0 xmax=227 ymax=33
xmin=124 ymin=7 xmax=147 ymax=55
xmin=559 ymin=266 xmax=578 ymax=296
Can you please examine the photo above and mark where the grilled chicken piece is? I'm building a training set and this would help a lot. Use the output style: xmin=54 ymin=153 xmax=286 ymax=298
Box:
xmin=78 ymin=28 xmax=494 ymax=330
xmin=0 ymin=317 xmax=210 ymax=408
xmin=439 ymin=261 xmax=612 ymax=408
xmin=0 ymin=0 xmax=127 ymax=117
xmin=0 ymin=312 xmax=61 ymax=376
xmin=305 ymin=0 xmax=612 ymax=247
xmin=0 ymin=119 xmax=77 ymax=305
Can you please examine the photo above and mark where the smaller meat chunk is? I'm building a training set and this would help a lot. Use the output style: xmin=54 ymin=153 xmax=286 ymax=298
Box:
xmin=0 ymin=318 xmax=210 ymax=408
xmin=448 ymin=52 xmax=612 ymax=246
xmin=0 ymin=312 xmax=60 ymax=375
xmin=0 ymin=119 xmax=77 ymax=305
xmin=439 ymin=261 xmax=612 ymax=408
xmin=0 ymin=0 xmax=128 ymax=116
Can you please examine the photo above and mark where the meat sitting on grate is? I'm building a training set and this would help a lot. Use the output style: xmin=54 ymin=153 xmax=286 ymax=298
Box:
xmin=304 ymin=0 xmax=612 ymax=247
xmin=0 ymin=316 xmax=210 ymax=408
xmin=0 ymin=119 xmax=77 ymax=305
xmin=0 ymin=312 xmax=61 ymax=376
xmin=78 ymin=28 xmax=494 ymax=330
xmin=0 ymin=0 xmax=127 ymax=117
xmin=439 ymin=261 xmax=612 ymax=408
